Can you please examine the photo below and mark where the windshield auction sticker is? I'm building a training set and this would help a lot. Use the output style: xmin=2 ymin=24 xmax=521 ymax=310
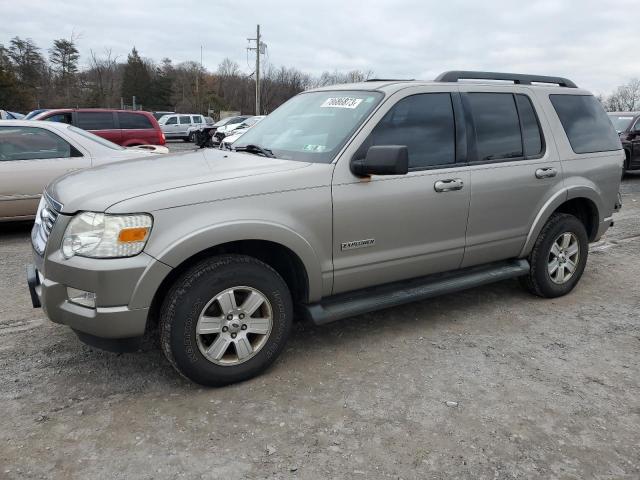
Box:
xmin=320 ymin=97 xmax=363 ymax=109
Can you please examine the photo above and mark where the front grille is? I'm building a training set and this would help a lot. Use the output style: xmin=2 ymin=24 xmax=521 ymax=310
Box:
xmin=31 ymin=193 xmax=62 ymax=256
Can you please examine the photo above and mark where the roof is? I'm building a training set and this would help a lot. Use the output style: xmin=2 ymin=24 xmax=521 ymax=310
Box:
xmin=307 ymin=71 xmax=587 ymax=95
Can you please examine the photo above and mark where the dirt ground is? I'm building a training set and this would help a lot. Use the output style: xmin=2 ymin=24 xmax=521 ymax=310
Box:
xmin=1 ymin=168 xmax=639 ymax=479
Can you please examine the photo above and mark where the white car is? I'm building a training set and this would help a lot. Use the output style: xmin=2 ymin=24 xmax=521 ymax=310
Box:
xmin=0 ymin=120 xmax=163 ymax=221
xmin=219 ymin=116 xmax=266 ymax=149
xmin=214 ymin=115 xmax=257 ymax=140
xmin=1 ymin=110 xmax=24 ymax=120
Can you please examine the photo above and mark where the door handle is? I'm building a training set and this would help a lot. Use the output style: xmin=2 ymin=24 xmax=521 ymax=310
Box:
xmin=535 ymin=167 xmax=557 ymax=179
xmin=434 ymin=178 xmax=464 ymax=192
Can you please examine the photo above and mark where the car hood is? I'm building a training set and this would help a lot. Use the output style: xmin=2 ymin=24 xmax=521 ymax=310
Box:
xmin=47 ymin=148 xmax=312 ymax=213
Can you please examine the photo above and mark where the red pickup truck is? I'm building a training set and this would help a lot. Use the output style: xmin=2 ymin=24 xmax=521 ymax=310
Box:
xmin=33 ymin=109 xmax=165 ymax=146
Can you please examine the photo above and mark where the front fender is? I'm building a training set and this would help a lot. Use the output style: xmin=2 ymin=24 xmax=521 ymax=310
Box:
xmin=147 ymin=220 xmax=324 ymax=302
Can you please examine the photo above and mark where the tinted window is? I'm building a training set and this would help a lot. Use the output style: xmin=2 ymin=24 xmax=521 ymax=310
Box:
xmin=366 ymin=93 xmax=455 ymax=168
xmin=165 ymin=116 xmax=177 ymax=125
xmin=468 ymin=93 xmax=522 ymax=161
xmin=193 ymin=116 xmax=202 ymax=124
xmin=550 ymin=95 xmax=621 ymax=154
xmin=0 ymin=126 xmax=73 ymax=161
xmin=515 ymin=94 xmax=543 ymax=157
xmin=76 ymin=112 xmax=115 ymax=130
xmin=118 ymin=112 xmax=153 ymax=129
xmin=179 ymin=116 xmax=192 ymax=124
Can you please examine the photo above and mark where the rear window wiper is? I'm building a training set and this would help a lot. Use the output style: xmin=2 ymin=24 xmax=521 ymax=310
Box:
xmin=234 ymin=144 xmax=275 ymax=158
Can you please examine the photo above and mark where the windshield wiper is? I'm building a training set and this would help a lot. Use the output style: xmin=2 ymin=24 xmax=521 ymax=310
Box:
xmin=234 ymin=144 xmax=275 ymax=158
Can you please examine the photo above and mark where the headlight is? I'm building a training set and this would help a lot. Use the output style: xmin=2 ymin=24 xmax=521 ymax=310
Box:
xmin=61 ymin=212 xmax=152 ymax=259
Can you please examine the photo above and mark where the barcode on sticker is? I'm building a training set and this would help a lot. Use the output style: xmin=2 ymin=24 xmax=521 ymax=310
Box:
xmin=320 ymin=97 xmax=363 ymax=109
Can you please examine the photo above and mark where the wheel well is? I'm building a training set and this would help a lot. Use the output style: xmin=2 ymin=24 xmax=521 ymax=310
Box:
xmin=554 ymin=198 xmax=598 ymax=241
xmin=147 ymin=240 xmax=309 ymax=329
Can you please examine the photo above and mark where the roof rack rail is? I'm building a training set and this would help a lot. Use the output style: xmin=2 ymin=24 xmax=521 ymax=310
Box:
xmin=434 ymin=71 xmax=577 ymax=88
xmin=365 ymin=78 xmax=414 ymax=82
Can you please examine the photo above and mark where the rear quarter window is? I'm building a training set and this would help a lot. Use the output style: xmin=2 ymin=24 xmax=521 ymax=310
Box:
xmin=549 ymin=95 xmax=621 ymax=154
xmin=118 ymin=112 xmax=153 ymax=129
xmin=76 ymin=112 xmax=116 ymax=130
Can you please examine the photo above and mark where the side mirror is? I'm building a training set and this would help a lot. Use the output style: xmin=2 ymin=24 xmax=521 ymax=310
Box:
xmin=351 ymin=145 xmax=409 ymax=177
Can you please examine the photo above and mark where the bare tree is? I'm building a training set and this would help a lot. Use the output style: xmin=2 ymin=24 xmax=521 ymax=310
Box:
xmin=605 ymin=78 xmax=640 ymax=112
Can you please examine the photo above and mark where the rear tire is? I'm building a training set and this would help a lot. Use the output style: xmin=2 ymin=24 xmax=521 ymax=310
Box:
xmin=520 ymin=213 xmax=588 ymax=298
xmin=160 ymin=254 xmax=293 ymax=386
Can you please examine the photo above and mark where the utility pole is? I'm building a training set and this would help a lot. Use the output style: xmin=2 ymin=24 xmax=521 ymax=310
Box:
xmin=247 ymin=25 xmax=265 ymax=115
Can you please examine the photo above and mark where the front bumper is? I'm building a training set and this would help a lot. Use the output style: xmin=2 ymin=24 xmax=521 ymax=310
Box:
xmin=28 ymin=210 xmax=172 ymax=343
xmin=28 ymin=263 xmax=150 ymax=339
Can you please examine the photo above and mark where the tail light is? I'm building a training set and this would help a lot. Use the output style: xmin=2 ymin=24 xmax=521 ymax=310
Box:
xmin=160 ymin=131 xmax=166 ymax=145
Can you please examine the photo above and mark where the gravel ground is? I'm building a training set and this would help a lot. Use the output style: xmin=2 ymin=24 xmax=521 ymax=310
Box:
xmin=1 ymin=172 xmax=639 ymax=479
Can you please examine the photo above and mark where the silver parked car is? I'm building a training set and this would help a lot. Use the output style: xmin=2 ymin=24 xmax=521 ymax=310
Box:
xmin=28 ymin=71 xmax=623 ymax=386
xmin=0 ymin=120 xmax=158 ymax=221
xmin=158 ymin=113 xmax=206 ymax=141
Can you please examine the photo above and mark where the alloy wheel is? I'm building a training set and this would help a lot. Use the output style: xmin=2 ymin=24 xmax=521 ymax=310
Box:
xmin=195 ymin=286 xmax=273 ymax=366
xmin=548 ymin=232 xmax=580 ymax=284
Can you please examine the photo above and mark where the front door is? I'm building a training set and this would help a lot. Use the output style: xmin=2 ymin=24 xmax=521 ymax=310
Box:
xmin=459 ymin=88 xmax=564 ymax=267
xmin=331 ymin=91 xmax=470 ymax=294
xmin=0 ymin=125 xmax=89 ymax=218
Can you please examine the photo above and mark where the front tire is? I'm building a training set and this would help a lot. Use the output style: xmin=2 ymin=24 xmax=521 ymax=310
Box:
xmin=160 ymin=255 xmax=293 ymax=386
xmin=520 ymin=213 xmax=588 ymax=298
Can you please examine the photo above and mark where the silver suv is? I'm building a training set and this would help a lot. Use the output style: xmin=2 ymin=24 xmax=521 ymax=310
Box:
xmin=27 ymin=71 xmax=624 ymax=386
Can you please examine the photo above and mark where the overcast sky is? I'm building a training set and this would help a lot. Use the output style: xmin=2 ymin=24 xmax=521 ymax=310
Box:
xmin=1 ymin=0 xmax=638 ymax=94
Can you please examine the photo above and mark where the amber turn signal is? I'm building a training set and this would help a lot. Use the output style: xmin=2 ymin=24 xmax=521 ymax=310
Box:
xmin=117 ymin=227 xmax=149 ymax=243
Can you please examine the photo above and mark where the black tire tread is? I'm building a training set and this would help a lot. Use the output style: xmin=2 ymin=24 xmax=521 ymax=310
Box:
xmin=159 ymin=254 xmax=289 ymax=385
xmin=521 ymin=213 xmax=587 ymax=298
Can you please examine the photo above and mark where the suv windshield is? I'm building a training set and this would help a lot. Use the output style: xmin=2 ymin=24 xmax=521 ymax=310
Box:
xmin=234 ymin=91 xmax=383 ymax=163
xmin=608 ymin=114 xmax=635 ymax=133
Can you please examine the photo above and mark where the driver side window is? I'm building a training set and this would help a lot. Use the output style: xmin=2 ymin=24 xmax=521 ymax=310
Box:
xmin=364 ymin=93 xmax=456 ymax=169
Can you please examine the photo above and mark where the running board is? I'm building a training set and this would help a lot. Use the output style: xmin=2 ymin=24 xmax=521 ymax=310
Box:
xmin=301 ymin=259 xmax=530 ymax=326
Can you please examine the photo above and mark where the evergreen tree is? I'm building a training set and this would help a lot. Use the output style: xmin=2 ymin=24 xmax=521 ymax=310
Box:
xmin=121 ymin=47 xmax=151 ymax=107
xmin=49 ymin=38 xmax=80 ymax=104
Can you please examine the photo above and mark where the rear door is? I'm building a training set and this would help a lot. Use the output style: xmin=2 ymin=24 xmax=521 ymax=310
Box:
xmin=0 ymin=125 xmax=89 ymax=218
xmin=178 ymin=115 xmax=193 ymax=136
xmin=117 ymin=112 xmax=155 ymax=145
xmin=459 ymin=87 xmax=562 ymax=267
xmin=74 ymin=111 xmax=121 ymax=145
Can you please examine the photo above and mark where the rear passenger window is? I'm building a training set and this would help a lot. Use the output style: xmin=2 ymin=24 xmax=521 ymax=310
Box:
xmin=179 ymin=116 xmax=192 ymax=125
xmin=467 ymin=93 xmax=522 ymax=161
xmin=365 ymin=93 xmax=456 ymax=169
xmin=118 ymin=112 xmax=153 ymax=129
xmin=0 ymin=126 xmax=74 ymax=161
xmin=76 ymin=112 xmax=115 ymax=130
xmin=550 ymin=95 xmax=621 ymax=154
xmin=515 ymin=94 xmax=543 ymax=157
